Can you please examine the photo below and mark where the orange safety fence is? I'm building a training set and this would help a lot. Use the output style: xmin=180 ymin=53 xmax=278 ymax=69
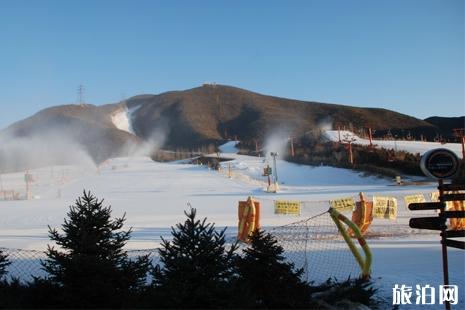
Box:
xmin=349 ymin=193 xmax=373 ymax=236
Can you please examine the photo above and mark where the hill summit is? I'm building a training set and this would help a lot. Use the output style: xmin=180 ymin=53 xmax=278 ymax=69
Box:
xmin=126 ymin=84 xmax=435 ymax=146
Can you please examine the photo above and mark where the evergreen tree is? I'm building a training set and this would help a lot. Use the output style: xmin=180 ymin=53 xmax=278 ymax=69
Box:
xmin=41 ymin=191 xmax=150 ymax=308
xmin=236 ymin=229 xmax=312 ymax=308
xmin=152 ymin=207 xmax=238 ymax=308
xmin=0 ymin=249 xmax=9 ymax=280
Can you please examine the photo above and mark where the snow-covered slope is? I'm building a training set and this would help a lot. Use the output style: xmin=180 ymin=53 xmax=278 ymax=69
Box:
xmin=111 ymin=105 xmax=140 ymax=135
xmin=324 ymin=130 xmax=463 ymax=157
xmin=0 ymin=142 xmax=463 ymax=305
xmin=217 ymin=153 xmax=388 ymax=189
xmin=218 ymin=140 xmax=240 ymax=153
xmin=0 ymin=145 xmax=440 ymax=250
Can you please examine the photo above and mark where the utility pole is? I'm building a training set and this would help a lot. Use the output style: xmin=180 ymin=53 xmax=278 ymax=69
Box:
xmin=348 ymin=142 xmax=354 ymax=165
xmin=342 ymin=134 xmax=356 ymax=165
xmin=25 ymin=171 xmax=32 ymax=200
xmin=368 ymin=128 xmax=373 ymax=148
xmin=289 ymin=136 xmax=295 ymax=157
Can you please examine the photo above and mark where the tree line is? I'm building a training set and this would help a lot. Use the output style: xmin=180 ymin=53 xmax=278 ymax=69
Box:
xmin=0 ymin=191 xmax=378 ymax=309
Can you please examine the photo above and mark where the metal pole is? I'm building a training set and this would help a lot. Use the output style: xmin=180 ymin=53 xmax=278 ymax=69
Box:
xmin=271 ymin=152 xmax=278 ymax=184
xmin=25 ymin=172 xmax=30 ymax=200
xmin=290 ymin=137 xmax=295 ymax=157
xmin=274 ymin=155 xmax=278 ymax=184
xmin=438 ymin=179 xmax=451 ymax=310
xmin=368 ymin=128 xmax=373 ymax=147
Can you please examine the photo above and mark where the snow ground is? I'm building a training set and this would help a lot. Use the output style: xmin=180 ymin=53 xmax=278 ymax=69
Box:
xmin=0 ymin=140 xmax=464 ymax=308
xmin=324 ymin=130 xmax=463 ymax=157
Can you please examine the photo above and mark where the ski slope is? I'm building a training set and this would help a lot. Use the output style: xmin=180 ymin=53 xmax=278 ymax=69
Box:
xmin=110 ymin=104 xmax=141 ymax=135
xmin=0 ymin=152 xmax=404 ymax=250
xmin=324 ymin=130 xmax=463 ymax=157
xmin=0 ymin=141 xmax=464 ymax=306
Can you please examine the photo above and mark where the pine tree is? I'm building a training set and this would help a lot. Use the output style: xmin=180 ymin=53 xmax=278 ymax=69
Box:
xmin=236 ymin=229 xmax=312 ymax=308
xmin=0 ymin=249 xmax=9 ymax=280
xmin=41 ymin=191 xmax=150 ymax=308
xmin=152 ymin=207 xmax=238 ymax=308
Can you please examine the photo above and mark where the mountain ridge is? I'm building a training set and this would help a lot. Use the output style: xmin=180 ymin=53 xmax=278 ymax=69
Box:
xmin=0 ymin=84 xmax=461 ymax=171
xmin=127 ymin=84 xmax=436 ymax=146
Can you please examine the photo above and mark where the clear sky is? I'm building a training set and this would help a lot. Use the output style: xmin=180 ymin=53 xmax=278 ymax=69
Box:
xmin=0 ymin=0 xmax=463 ymax=129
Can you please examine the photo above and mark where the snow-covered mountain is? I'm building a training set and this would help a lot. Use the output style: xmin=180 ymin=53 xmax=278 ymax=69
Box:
xmin=0 ymin=84 xmax=460 ymax=172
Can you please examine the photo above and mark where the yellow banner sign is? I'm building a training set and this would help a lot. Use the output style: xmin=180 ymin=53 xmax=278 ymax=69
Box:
xmin=330 ymin=197 xmax=356 ymax=212
xmin=373 ymin=196 xmax=397 ymax=220
xmin=274 ymin=200 xmax=301 ymax=215
xmin=431 ymin=192 xmax=440 ymax=202
xmin=404 ymin=194 xmax=425 ymax=208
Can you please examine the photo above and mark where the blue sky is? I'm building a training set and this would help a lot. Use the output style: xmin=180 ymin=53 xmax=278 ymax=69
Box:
xmin=0 ymin=0 xmax=463 ymax=129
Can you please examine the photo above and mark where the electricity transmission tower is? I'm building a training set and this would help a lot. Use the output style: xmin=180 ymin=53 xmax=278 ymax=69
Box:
xmin=77 ymin=84 xmax=85 ymax=106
